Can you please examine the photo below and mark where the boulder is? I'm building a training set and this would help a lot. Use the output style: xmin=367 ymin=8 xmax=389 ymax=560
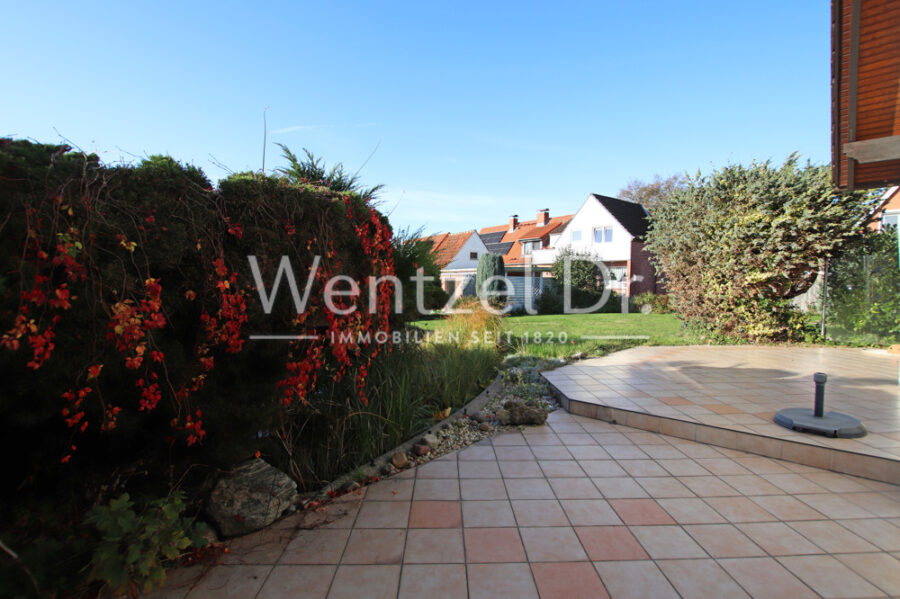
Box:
xmin=495 ymin=408 xmax=511 ymax=426
xmin=412 ymin=444 xmax=431 ymax=456
xmin=470 ymin=411 xmax=486 ymax=423
xmin=570 ymin=352 xmax=586 ymax=360
xmin=504 ymin=400 xmax=547 ymax=426
xmin=391 ymin=451 xmax=409 ymax=469
xmin=478 ymin=422 xmax=491 ymax=432
xmin=207 ymin=459 xmax=298 ymax=537
xmin=422 ymin=433 xmax=440 ymax=448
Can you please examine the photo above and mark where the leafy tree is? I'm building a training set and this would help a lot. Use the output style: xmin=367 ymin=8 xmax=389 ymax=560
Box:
xmin=275 ymin=143 xmax=384 ymax=200
xmin=826 ymin=229 xmax=900 ymax=343
xmin=391 ymin=227 xmax=449 ymax=316
xmin=618 ymin=173 xmax=686 ymax=211
xmin=550 ymin=248 xmax=602 ymax=291
xmin=644 ymin=155 xmax=873 ymax=341
xmin=476 ymin=253 xmax=506 ymax=299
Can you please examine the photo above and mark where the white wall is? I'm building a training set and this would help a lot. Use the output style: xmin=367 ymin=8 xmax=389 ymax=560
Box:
xmin=443 ymin=233 xmax=490 ymax=271
xmin=555 ymin=196 xmax=635 ymax=261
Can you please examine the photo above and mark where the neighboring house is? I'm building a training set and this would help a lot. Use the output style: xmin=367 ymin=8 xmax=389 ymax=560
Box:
xmin=479 ymin=210 xmax=574 ymax=307
xmin=532 ymin=194 xmax=658 ymax=297
xmin=866 ymin=186 xmax=900 ymax=231
xmin=420 ymin=230 xmax=490 ymax=297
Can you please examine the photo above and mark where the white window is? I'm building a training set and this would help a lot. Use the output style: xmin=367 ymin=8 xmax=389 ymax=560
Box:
xmin=571 ymin=230 xmax=581 ymax=242
xmin=521 ymin=241 xmax=539 ymax=254
xmin=594 ymin=227 xmax=613 ymax=243
xmin=884 ymin=212 xmax=899 ymax=229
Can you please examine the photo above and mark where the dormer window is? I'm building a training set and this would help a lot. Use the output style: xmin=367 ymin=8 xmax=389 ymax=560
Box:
xmin=521 ymin=240 xmax=539 ymax=255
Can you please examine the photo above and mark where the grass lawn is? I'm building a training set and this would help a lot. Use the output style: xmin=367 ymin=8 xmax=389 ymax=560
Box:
xmin=412 ymin=312 xmax=703 ymax=358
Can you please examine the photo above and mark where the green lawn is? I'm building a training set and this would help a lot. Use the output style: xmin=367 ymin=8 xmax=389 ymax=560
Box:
xmin=412 ymin=313 xmax=702 ymax=358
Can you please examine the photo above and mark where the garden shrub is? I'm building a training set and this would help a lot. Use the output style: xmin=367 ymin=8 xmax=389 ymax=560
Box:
xmin=475 ymin=252 xmax=506 ymax=304
xmin=826 ymin=229 xmax=900 ymax=344
xmin=632 ymin=292 xmax=672 ymax=314
xmin=644 ymin=155 xmax=872 ymax=341
xmin=0 ymin=139 xmax=397 ymax=594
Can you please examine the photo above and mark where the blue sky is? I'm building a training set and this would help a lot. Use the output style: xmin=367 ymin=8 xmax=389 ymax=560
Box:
xmin=4 ymin=1 xmax=830 ymax=235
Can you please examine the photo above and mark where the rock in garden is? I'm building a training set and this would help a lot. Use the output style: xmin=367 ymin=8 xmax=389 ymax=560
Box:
xmin=478 ymin=422 xmax=491 ymax=431
xmin=391 ymin=451 xmax=409 ymax=469
xmin=380 ymin=463 xmax=395 ymax=475
xmin=207 ymin=459 xmax=298 ymax=538
xmin=570 ymin=352 xmax=586 ymax=360
xmin=504 ymin=400 xmax=548 ymax=425
xmin=412 ymin=444 xmax=431 ymax=456
xmin=495 ymin=408 xmax=511 ymax=425
xmin=341 ymin=480 xmax=361 ymax=493
xmin=471 ymin=411 xmax=486 ymax=423
xmin=422 ymin=433 xmax=440 ymax=448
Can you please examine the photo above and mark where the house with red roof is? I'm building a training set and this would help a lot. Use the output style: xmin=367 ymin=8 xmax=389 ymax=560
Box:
xmin=420 ymin=230 xmax=490 ymax=297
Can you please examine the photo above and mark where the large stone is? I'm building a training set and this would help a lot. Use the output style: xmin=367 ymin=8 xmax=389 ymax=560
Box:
xmin=504 ymin=400 xmax=547 ymax=426
xmin=422 ymin=433 xmax=440 ymax=448
xmin=412 ymin=444 xmax=431 ymax=456
xmin=391 ymin=451 xmax=409 ymax=469
xmin=207 ymin=459 xmax=298 ymax=537
xmin=495 ymin=408 xmax=511 ymax=426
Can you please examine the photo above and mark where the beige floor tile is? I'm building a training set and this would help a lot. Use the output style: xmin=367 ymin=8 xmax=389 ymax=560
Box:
xmin=592 ymin=476 xmax=649 ymax=498
xmin=222 ymin=528 xmax=291 ymax=565
xmin=761 ymin=473 xmax=829 ymax=494
xmin=737 ymin=522 xmax=824 ymax=556
xmin=749 ymin=495 xmax=825 ymax=521
xmin=413 ymin=478 xmax=460 ymax=500
xmin=280 ymin=529 xmax=351 ymax=564
xmin=460 ymin=478 xmax=507 ymax=500
xmin=185 ymin=565 xmax=271 ymax=599
xmin=327 ymin=565 xmax=400 ymax=599
xmin=719 ymin=474 xmax=783 ymax=496
xmin=498 ymin=460 xmax=544 ymax=478
xmin=467 ymin=563 xmax=539 ymax=599
xmin=657 ymin=497 xmax=727 ymax=524
xmin=629 ymin=524 xmax=707 ymax=558
xmin=578 ymin=460 xmax=627 ymax=477
xmin=593 ymin=560 xmax=679 ymax=599
xmin=461 ymin=499 xmax=516 ymax=527
xmin=635 ymin=476 xmax=695 ymax=498
xmin=494 ymin=446 xmax=536 ymax=460
xmin=836 ymin=518 xmax=900 ymax=551
xmin=505 ymin=477 xmax=555 ymax=500
xmin=520 ymin=526 xmax=588 ymax=561
xmin=511 ymin=499 xmax=570 ymax=526
xmin=415 ymin=460 xmax=458 ymax=478
xmin=408 ymin=500 xmax=461 ymax=528
xmin=618 ymin=459 xmax=669 ymax=477
xmin=364 ymin=478 xmax=414 ymax=501
xmin=704 ymin=496 xmax=777 ymax=523
xmin=684 ymin=524 xmax=765 ymax=558
xmin=787 ymin=520 xmax=880 ymax=553
xmin=678 ymin=475 xmax=742 ymax=496
xmin=719 ymin=557 xmax=818 ymax=599
xmin=566 ymin=445 xmax=613 ymax=460
xmin=398 ymin=564 xmax=467 ymax=599
xmin=695 ymin=458 xmax=753 ymax=476
xmin=256 ymin=565 xmax=334 ymax=599
xmin=834 ymin=552 xmax=900 ymax=596
xmin=549 ymin=477 xmax=602 ymax=500
xmin=778 ymin=555 xmax=886 ymax=598
xmin=657 ymin=559 xmax=749 ymax=599
xmin=530 ymin=445 xmax=574 ymax=460
xmin=354 ymin=501 xmax=411 ymax=528
xmin=458 ymin=445 xmax=496 ymax=460
xmin=605 ymin=445 xmax=649 ymax=459
xmin=795 ymin=493 xmax=875 ymax=519
xmin=560 ymin=499 xmax=622 ymax=526
xmin=539 ymin=459 xmax=586 ymax=477
xmin=458 ymin=460 xmax=502 ymax=478
xmin=531 ymin=561 xmax=610 ymax=599
xmin=341 ymin=529 xmax=405 ymax=564
xmin=403 ymin=528 xmax=464 ymax=563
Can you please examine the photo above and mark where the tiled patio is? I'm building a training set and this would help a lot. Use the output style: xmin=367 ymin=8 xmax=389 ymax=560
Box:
xmin=154 ymin=409 xmax=900 ymax=599
xmin=543 ymin=346 xmax=900 ymax=483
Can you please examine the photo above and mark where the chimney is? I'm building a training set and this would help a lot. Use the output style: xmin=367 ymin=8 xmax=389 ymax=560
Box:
xmin=509 ymin=214 xmax=519 ymax=232
xmin=537 ymin=208 xmax=549 ymax=226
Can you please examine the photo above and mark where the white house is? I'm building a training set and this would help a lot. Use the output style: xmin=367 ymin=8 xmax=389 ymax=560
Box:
xmin=531 ymin=194 xmax=657 ymax=297
xmin=421 ymin=230 xmax=490 ymax=296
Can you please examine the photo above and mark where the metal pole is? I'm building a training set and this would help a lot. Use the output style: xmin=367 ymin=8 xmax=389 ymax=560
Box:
xmin=820 ymin=260 xmax=827 ymax=339
xmin=814 ymin=372 xmax=827 ymax=418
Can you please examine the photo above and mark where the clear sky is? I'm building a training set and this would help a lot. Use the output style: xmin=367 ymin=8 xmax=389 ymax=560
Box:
xmin=4 ymin=1 xmax=830 ymax=235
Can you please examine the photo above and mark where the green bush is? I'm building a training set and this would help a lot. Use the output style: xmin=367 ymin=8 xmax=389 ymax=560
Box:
xmin=632 ymin=292 xmax=672 ymax=314
xmin=476 ymin=253 xmax=506 ymax=302
xmin=644 ymin=155 xmax=872 ymax=341
xmin=85 ymin=492 xmax=207 ymax=597
xmin=826 ymin=229 xmax=900 ymax=344
xmin=535 ymin=287 xmax=621 ymax=314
